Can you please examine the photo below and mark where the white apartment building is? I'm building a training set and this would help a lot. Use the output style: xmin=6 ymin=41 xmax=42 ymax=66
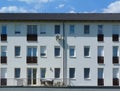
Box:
xmin=0 ymin=13 xmax=120 ymax=87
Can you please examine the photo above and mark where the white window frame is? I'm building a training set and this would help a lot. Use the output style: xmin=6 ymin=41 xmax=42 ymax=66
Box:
xmin=98 ymin=68 xmax=104 ymax=79
xmin=84 ymin=68 xmax=90 ymax=79
xmin=15 ymin=46 xmax=21 ymax=57
xmin=40 ymin=46 xmax=47 ymax=57
xmin=113 ymin=68 xmax=119 ymax=79
xmin=98 ymin=46 xmax=104 ymax=57
xmin=113 ymin=46 xmax=119 ymax=57
xmin=69 ymin=46 xmax=76 ymax=58
xmin=15 ymin=24 xmax=21 ymax=34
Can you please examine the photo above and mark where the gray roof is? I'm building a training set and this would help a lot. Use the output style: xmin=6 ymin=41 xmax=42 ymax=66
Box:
xmin=0 ymin=13 xmax=120 ymax=21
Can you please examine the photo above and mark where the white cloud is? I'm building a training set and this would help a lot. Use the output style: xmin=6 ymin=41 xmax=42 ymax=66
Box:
xmin=69 ymin=10 xmax=76 ymax=13
xmin=0 ymin=6 xmax=37 ymax=13
xmin=103 ymin=0 xmax=120 ymax=13
xmin=58 ymin=4 xmax=65 ymax=8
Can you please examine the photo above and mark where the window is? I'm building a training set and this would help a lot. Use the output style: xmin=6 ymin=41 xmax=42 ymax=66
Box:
xmin=27 ymin=25 xmax=37 ymax=35
xmin=15 ymin=68 xmax=20 ymax=78
xmin=55 ymin=25 xmax=60 ymax=34
xmin=69 ymin=46 xmax=76 ymax=57
xmin=40 ymin=46 xmax=47 ymax=57
xmin=98 ymin=25 xmax=103 ymax=34
xmin=84 ymin=46 xmax=90 ymax=57
xmin=84 ymin=25 xmax=89 ymax=34
xmin=1 ymin=46 xmax=7 ymax=56
xmin=54 ymin=68 xmax=60 ymax=78
xmin=113 ymin=68 xmax=119 ymax=79
xmin=40 ymin=68 xmax=46 ymax=78
xmin=1 ymin=68 xmax=7 ymax=78
xmin=69 ymin=25 xmax=75 ymax=34
xmin=27 ymin=68 xmax=37 ymax=85
xmin=1 ymin=25 xmax=7 ymax=34
xmin=15 ymin=24 xmax=21 ymax=34
xmin=98 ymin=46 xmax=104 ymax=56
xmin=69 ymin=68 xmax=75 ymax=78
xmin=55 ymin=46 xmax=60 ymax=57
xmin=98 ymin=68 xmax=104 ymax=79
xmin=40 ymin=24 xmax=46 ymax=34
xmin=113 ymin=46 xmax=119 ymax=57
xmin=112 ymin=25 xmax=119 ymax=34
xmin=15 ymin=46 xmax=21 ymax=57
xmin=27 ymin=47 xmax=37 ymax=57
xmin=84 ymin=68 xmax=90 ymax=79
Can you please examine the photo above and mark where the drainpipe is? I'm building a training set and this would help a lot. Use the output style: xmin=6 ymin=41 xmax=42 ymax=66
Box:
xmin=62 ymin=21 xmax=67 ymax=86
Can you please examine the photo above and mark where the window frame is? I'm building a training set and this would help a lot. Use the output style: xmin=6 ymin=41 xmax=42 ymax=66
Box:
xmin=69 ymin=46 xmax=76 ymax=58
xmin=69 ymin=68 xmax=75 ymax=79
xmin=15 ymin=46 xmax=21 ymax=57
xmin=84 ymin=25 xmax=90 ymax=34
xmin=27 ymin=46 xmax=37 ymax=57
xmin=84 ymin=46 xmax=90 ymax=57
xmin=14 ymin=68 xmax=21 ymax=79
xmin=40 ymin=46 xmax=47 ymax=57
xmin=55 ymin=25 xmax=60 ymax=34
xmin=54 ymin=68 xmax=60 ymax=78
xmin=54 ymin=46 xmax=61 ymax=57
xmin=84 ymin=68 xmax=90 ymax=79
xmin=69 ymin=25 xmax=75 ymax=35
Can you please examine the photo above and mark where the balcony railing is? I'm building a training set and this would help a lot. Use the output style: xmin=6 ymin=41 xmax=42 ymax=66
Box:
xmin=27 ymin=34 xmax=37 ymax=41
xmin=97 ymin=34 xmax=104 ymax=42
xmin=113 ymin=78 xmax=119 ymax=86
xmin=0 ymin=78 xmax=64 ymax=86
xmin=26 ymin=56 xmax=37 ymax=63
xmin=98 ymin=78 xmax=104 ymax=86
xmin=98 ymin=56 xmax=104 ymax=64
xmin=113 ymin=57 xmax=119 ymax=64
xmin=1 ymin=56 xmax=7 ymax=64
xmin=1 ymin=34 xmax=7 ymax=41
xmin=112 ymin=34 xmax=119 ymax=42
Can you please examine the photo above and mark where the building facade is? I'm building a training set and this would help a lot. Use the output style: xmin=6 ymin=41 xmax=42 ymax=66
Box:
xmin=0 ymin=13 xmax=120 ymax=86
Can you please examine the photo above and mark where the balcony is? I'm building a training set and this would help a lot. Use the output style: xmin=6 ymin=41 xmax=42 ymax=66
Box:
xmin=1 ymin=56 xmax=7 ymax=64
xmin=113 ymin=57 xmax=119 ymax=64
xmin=1 ymin=78 xmax=7 ymax=86
xmin=98 ymin=79 xmax=104 ymax=86
xmin=113 ymin=78 xmax=119 ymax=86
xmin=27 ymin=34 xmax=37 ymax=41
xmin=98 ymin=56 xmax=104 ymax=64
xmin=97 ymin=34 xmax=104 ymax=42
xmin=26 ymin=56 xmax=37 ymax=64
xmin=112 ymin=34 xmax=119 ymax=42
xmin=1 ymin=34 xmax=7 ymax=41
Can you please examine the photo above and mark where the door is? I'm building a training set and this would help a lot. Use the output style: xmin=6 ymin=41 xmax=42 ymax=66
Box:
xmin=27 ymin=68 xmax=37 ymax=85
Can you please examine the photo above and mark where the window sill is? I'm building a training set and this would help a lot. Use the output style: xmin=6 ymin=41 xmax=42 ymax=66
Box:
xmin=84 ymin=56 xmax=91 ymax=58
xmin=69 ymin=78 xmax=76 ymax=80
xmin=41 ymin=56 xmax=47 ymax=58
xmin=15 ymin=56 xmax=22 ymax=58
xmin=55 ymin=56 xmax=61 ymax=58
xmin=84 ymin=78 xmax=91 ymax=80
xmin=70 ymin=56 xmax=76 ymax=58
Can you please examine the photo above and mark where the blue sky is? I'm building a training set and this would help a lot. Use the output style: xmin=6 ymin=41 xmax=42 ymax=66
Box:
xmin=0 ymin=0 xmax=120 ymax=13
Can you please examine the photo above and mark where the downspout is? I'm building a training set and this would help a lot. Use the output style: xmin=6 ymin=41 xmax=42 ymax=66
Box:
xmin=62 ymin=21 xmax=67 ymax=86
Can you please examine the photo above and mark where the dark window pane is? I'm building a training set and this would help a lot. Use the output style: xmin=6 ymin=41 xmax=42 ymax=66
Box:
xmin=15 ymin=68 xmax=20 ymax=78
xmin=84 ymin=25 xmax=89 ymax=34
xmin=84 ymin=68 xmax=90 ymax=79
xmin=55 ymin=25 xmax=60 ymax=34
xmin=55 ymin=47 xmax=60 ymax=56
xmin=55 ymin=68 xmax=60 ymax=78
xmin=69 ymin=68 xmax=75 ymax=78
